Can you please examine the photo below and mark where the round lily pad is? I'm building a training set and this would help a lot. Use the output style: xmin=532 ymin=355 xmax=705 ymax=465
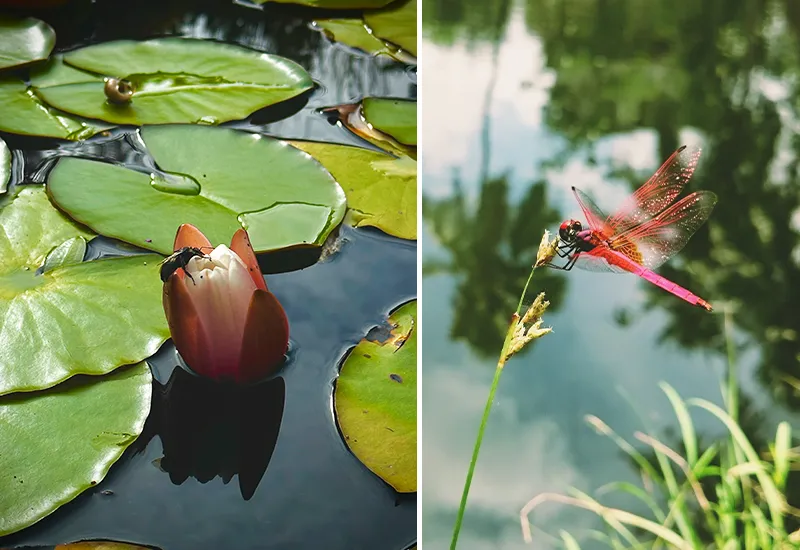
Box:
xmin=34 ymin=38 xmax=314 ymax=125
xmin=47 ymin=125 xmax=347 ymax=255
xmin=290 ymin=140 xmax=416 ymax=240
xmin=334 ymin=300 xmax=417 ymax=493
xmin=0 ymin=137 xmax=9 ymax=194
xmin=362 ymin=98 xmax=416 ymax=146
xmin=0 ymin=186 xmax=168 ymax=396
xmin=0 ymin=362 xmax=152 ymax=537
xmin=0 ymin=16 xmax=55 ymax=70
xmin=364 ymin=0 xmax=417 ymax=58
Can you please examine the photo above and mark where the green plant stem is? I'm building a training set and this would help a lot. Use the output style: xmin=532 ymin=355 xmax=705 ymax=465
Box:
xmin=450 ymin=267 xmax=535 ymax=549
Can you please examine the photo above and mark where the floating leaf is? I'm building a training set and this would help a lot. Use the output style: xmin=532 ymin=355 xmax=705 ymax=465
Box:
xmin=47 ymin=125 xmax=346 ymax=255
xmin=291 ymin=140 xmax=416 ymax=240
xmin=313 ymin=19 xmax=391 ymax=56
xmin=0 ymin=186 xmax=168 ymax=396
xmin=0 ymin=363 xmax=151 ymax=536
xmin=321 ymin=100 xmax=415 ymax=158
xmin=362 ymin=98 xmax=416 ymax=146
xmin=0 ymin=77 xmax=107 ymax=140
xmin=334 ymin=301 xmax=417 ymax=492
xmin=312 ymin=19 xmax=413 ymax=64
xmin=34 ymin=38 xmax=314 ymax=125
xmin=0 ymin=16 xmax=55 ymax=70
xmin=0 ymin=137 xmax=8 ymax=194
xmin=364 ymin=0 xmax=417 ymax=58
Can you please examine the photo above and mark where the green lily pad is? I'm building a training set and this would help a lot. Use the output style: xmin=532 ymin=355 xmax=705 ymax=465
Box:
xmin=290 ymin=140 xmax=416 ymax=240
xmin=363 ymin=98 xmax=416 ymax=146
xmin=34 ymin=38 xmax=314 ymax=125
xmin=0 ymin=362 xmax=151 ymax=536
xmin=0 ymin=137 xmax=9 ymax=194
xmin=364 ymin=0 xmax=417 ymax=58
xmin=0 ymin=16 xmax=55 ymax=70
xmin=0 ymin=186 xmax=169 ymax=396
xmin=47 ymin=125 xmax=347 ymax=255
xmin=312 ymin=19 xmax=415 ymax=64
xmin=313 ymin=19 xmax=392 ymax=56
xmin=334 ymin=300 xmax=417 ymax=493
xmin=0 ymin=76 xmax=108 ymax=140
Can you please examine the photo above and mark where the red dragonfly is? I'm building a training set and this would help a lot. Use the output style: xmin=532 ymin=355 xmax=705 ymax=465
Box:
xmin=551 ymin=145 xmax=717 ymax=311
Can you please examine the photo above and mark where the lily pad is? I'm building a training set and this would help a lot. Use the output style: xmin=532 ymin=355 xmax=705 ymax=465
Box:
xmin=364 ymin=0 xmax=417 ymax=58
xmin=0 ymin=137 xmax=9 ymax=194
xmin=312 ymin=19 xmax=414 ymax=64
xmin=47 ymin=125 xmax=347 ymax=255
xmin=0 ymin=16 xmax=55 ymax=70
xmin=0 ymin=362 xmax=151 ymax=536
xmin=0 ymin=77 xmax=107 ymax=140
xmin=334 ymin=300 xmax=417 ymax=493
xmin=0 ymin=186 xmax=168 ymax=396
xmin=34 ymin=38 xmax=314 ymax=125
xmin=290 ymin=140 xmax=416 ymax=240
xmin=363 ymin=98 xmax=416 ymax=146
xmin=313 ymin=19 xmax=392 ymax=56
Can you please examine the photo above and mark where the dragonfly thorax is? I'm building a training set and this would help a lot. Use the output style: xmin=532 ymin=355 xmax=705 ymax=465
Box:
xmin=558 ymin=219 xmax=583 ymax=243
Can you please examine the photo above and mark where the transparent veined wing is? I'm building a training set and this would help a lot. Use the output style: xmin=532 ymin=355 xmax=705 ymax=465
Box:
xmin=606 ymin=145 xmax=703 ymax=233
xmin=570 ymin=250 xmax=630 ymax=274
xmin=609 ymin=190 xmax=718 ymax=270
xmin=571 ymin=186 xmax=614 ymax=237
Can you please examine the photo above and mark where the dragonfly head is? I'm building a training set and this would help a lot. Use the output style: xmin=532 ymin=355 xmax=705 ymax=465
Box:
xmin=559 ymin=219 xmax=583 ymax=242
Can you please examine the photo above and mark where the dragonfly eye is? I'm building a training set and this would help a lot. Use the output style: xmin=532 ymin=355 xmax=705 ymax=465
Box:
xmin=559 ymin=220 xmax=578 ymax=241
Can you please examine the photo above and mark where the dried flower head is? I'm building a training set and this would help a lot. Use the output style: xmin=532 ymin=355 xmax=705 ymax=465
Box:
xmin=534 ymin=230 xmax=559 ymax=268
xmin=506 ymin=292 xmax=553 ymax=359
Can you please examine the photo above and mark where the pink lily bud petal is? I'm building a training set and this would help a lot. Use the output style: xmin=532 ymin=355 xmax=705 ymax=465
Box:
xmin=179 ymin=245 xmax=257 ymax=381
xmin=163 ymin=273 xmax=214 ymax=377
xmin=236 ymin=289 xmax=290 ymax=383
xmin=230 ymin=228 xmax=267 ymax=291
xmin=173 ymin=223 xmax=213 ymax=251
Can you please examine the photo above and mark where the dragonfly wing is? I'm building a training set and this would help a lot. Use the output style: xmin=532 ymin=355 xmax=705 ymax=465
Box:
xmin=607 ymin=145 xmax=703 ymax=233
xmin=572 ymin=186 xmax=613 ymax=235
xmin=609 ymin=190 xmax=718 ymax=270
xmin=571 ymin=250 xmax=629 ymax=274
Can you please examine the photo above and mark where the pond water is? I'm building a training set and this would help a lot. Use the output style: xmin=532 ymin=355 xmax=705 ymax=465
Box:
xmin=0 ymin=0 xmax=416 ymax=548
xmin=422 ymin=0 xmax=800 ymax=548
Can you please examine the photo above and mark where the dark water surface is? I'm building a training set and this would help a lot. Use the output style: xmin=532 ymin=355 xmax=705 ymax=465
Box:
xmin=422 ymin=0 xmax=800 ymax=548
xmin=0 ymin=0 xmax=416 ymax=548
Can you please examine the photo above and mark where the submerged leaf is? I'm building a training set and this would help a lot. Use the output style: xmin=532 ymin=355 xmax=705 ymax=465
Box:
xmin=334 ymin=301 xmax=417 ymax=492
xmin=0 ymin=363 xmax=151 ymax=536
xmin=47 ymin=126 xmax=347 ymax=254
xmin=34 ymin=39 xmax=314 ymax=125
xmin=0 ymin=16 xmax=55 ymax=70
xmin=290 ymin=140 xmax=416 ymax=240
xmin=0 ymin=187 xmax=168 ymax=396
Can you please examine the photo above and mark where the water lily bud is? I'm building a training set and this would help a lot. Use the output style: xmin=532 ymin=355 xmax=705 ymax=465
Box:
xmin=162 ymin=224 xmax=289 ymax=384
